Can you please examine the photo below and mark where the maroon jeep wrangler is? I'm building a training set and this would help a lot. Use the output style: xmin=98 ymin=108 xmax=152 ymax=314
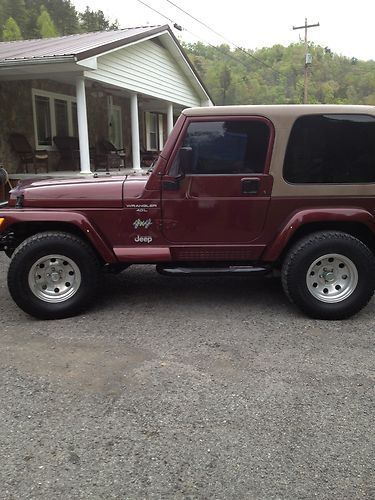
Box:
xmin=1 ymin=105 xmax=375 ymax=320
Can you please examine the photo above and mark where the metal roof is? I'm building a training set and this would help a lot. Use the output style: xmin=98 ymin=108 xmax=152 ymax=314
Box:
xmin=0 ymin=25 xmax=213 ymax=104
xmin=0 ymin=26 xmax=167 ymax=62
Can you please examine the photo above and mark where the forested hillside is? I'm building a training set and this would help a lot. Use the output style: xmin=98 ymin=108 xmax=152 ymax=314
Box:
xmin=184 ymin=42 xmax=375 ymax=105
xmin=0 ymin=0 xmax=117 ymax=41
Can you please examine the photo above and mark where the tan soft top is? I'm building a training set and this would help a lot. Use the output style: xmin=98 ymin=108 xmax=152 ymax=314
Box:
xmin=183 ymin=104 xmax=375 ymax=119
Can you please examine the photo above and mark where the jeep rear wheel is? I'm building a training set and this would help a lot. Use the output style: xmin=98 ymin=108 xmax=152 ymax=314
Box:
xmin=281 ymin=231 xmax=375 ymax=319
xmin=8 ymin=232 xmax=100 ymax=319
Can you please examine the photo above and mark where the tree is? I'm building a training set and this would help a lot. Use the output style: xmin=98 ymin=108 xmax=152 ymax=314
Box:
xmin=3 ymin=16 xmax=22 ymax=40
xmin=79 ymin=6 xmax=118 ymax=32
xmin=24 ymin=0 xmax=80 ymax=37
xmin=220 ymin=65 xmax=231 ymax=105
xmin=183 ymin=41 xmax=375 ymax=106
xmin=36 ymin=6 xmax=58 ymax=37
xmin=0 ymin=0 xmax=28 ymax=40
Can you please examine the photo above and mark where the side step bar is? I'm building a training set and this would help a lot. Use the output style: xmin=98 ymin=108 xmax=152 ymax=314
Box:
xmin=156 ymin=265 xmax=271 ymax=277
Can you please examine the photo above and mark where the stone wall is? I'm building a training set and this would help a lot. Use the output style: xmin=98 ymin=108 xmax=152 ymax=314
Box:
xmin=0 ymin=79 xmax=134 ymax=174
xmin=0 ymin=80 xmax=34 ymax=174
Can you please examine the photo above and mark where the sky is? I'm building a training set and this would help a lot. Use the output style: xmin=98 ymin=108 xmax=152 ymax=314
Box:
xmin=72 ymin=0 xmax=375 ymax=61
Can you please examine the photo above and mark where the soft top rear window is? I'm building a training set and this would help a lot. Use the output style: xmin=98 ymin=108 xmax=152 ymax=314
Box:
xmin=283 ymin=114 xmax=375 ymax=184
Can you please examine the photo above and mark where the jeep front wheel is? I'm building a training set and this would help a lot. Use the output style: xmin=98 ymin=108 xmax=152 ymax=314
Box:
xmin=8 ymin=232 xmax=100 ymax=319
xmin=281 ymin=231 xmax=375 ymax=319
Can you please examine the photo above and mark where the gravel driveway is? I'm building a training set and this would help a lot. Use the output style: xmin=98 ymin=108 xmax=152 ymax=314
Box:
xmin=0 ymin=252 xmax=374 ymax=499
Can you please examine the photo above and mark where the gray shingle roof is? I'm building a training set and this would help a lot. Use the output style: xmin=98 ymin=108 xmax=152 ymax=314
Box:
xmin=0 ymin=26 xmax=167 ymax=62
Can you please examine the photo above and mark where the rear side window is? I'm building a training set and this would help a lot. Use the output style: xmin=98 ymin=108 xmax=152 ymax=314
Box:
xmin=172 ymin=120 xmax=270 ymax=175
xmin=283 ymin=114 xmax=375 ymax=183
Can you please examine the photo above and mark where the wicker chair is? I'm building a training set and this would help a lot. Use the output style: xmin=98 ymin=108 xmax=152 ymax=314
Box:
xmin=92 ymin=139 xmax=125 ymax=171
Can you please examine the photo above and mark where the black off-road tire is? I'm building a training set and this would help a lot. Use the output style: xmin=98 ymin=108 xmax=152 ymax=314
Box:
xmin=8 ymin=231 xmax=100 ymax=319
xmin=281 ymin=231 xmax=375 ymax=320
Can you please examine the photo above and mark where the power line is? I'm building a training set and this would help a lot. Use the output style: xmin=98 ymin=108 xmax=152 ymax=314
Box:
xmin=163 ymin=0 xmax=289 ymax=80
xmin=136 ymin=0 xmax=173 ymax=23
xmin=137 ymin=0 xmax=256 ymax=73
xmin=136 ymin=0 xmax=304 ymax=96
xmin=136 ymin=0 xmax=181 ymax=30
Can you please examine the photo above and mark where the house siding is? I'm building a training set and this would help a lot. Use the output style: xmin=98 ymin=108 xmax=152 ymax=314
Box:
xmin=93 ymin=40 xmax=202 ymax=108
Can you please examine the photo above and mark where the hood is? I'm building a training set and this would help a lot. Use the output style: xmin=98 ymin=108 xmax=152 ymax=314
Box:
xmin=9 ymin=174 xmax=127 ymax=209
xmin=122 ymin=175 xmax=149 ymax=199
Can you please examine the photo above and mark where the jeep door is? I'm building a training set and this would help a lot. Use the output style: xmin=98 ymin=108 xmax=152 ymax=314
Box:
xmin=161 ymin=116 xmax=274 ymax=250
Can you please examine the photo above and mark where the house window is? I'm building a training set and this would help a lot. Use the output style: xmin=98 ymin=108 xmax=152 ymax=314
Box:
xmin=109 ymin=105 xmax=123 ymax=149
xmin=145 ymin=112 xmax=164 ymax=151
xmin=32 ymin=89 xmax=77 ymax=148
xmin=35 ymin=95 xmax=51 ymax=146
xmin=55 ymin=99 xmax=69 ymax=136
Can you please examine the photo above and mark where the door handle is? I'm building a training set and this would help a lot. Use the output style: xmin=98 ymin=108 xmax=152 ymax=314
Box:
xmin=241 ymin=178 xmax=260 ymax=195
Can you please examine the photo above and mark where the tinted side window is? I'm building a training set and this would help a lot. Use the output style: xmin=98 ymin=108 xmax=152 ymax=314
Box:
xmin=284 ymin=114 xmax=375 ymax=183
xmin=173 ymin=120 xmax=270 ymax=175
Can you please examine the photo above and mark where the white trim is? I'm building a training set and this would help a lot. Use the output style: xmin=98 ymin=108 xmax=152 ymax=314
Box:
xmin=167 ymin=102 xmax=174 ymax=136
xmin=31 ymin=88 xmax=77 ymax=149
xmin=79 ymin=30 xmax=170 ymax=62
xmin=76 ymin=57 xmax=98 ymax=70
xmin=76 ymin=77 xmax=91 ymax=173
xmin=130 ymin=92 xmax=141 ymax=172
xmin=158 ymin=114 xmax=164 ymax=150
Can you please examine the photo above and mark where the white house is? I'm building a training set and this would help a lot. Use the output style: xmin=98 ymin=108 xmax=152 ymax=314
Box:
xmin=0 ymin=25 xmax=212 ymax=176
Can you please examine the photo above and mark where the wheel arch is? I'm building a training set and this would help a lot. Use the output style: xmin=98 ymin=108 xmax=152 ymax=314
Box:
xmin=279 ymin=222 xmax=375 ymax=264
xmin=4 ymin=219 xmax=116 ymax=264
xmin=263 ymin=209 xmax=375 ymax=265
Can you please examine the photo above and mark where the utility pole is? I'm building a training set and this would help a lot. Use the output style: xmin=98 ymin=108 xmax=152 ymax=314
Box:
xmin=293 ymin=18 xmax=319 ymax=103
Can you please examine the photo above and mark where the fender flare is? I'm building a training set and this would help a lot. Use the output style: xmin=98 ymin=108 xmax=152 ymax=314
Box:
xmin=0 ymin=210 xmax=117 ymax=263
xmin=262 ymin=207 xmax=375 ymax=261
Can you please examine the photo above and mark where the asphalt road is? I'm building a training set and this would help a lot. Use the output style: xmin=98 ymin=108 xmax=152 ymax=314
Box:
xmin=0 ymin=252 xmax=374 ymax=499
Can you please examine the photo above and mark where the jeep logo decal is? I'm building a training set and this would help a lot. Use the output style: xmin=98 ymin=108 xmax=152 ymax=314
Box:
xmin=134 ymin=235 xmax=153 ymax=244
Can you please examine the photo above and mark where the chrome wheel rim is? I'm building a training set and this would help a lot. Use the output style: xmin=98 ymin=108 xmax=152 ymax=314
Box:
xmin=28 ymin=254 xmax=81 ymax=303
xmin=306 ymin=253 xmax=358 ymax=303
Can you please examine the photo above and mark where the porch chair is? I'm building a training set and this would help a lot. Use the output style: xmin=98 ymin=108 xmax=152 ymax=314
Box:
xmin=92 ymin=139 xmax=125 ymax=172
xmin=53 ymin=136 xmax=80 ymax=170
xmin=0 ymin=166 xmax=13 ymax=203
xmin=9 ymin=133 xmax=49 ymax=173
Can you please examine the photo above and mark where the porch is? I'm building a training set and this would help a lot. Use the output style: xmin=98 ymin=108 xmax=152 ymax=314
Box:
xmin=0 ymin=26 xmax=212 ymax=177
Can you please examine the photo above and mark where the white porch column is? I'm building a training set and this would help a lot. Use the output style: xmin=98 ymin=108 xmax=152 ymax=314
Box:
xmin=75 ymin=76 xmax=91 ymax=173
xmin=130 ymin=92 xmax=141 ymax=172
xmin=167 ymin=102 xmax=174 ymax=136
